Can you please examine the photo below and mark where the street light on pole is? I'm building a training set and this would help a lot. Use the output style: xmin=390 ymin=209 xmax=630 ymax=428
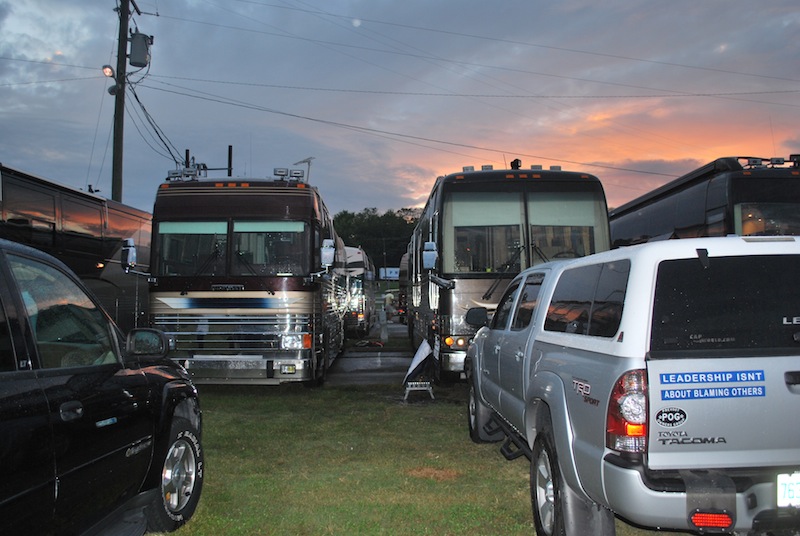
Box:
xmin=108 ymin=0 xmax=131 ymax=202
xmin=104 ymin=0 xmax=148 ymax=202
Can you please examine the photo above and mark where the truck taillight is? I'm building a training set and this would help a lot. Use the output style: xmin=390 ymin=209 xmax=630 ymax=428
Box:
xmin=606 ymin=369 xmax=647 ymax=453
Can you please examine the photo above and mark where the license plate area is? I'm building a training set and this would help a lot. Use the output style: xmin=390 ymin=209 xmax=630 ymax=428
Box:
xmin=777 ymin=472 xmax=800 ymax=508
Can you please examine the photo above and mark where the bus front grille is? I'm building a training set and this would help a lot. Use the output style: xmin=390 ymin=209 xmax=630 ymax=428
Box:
xmin=152 ymin=313 xmax=313 ymax=354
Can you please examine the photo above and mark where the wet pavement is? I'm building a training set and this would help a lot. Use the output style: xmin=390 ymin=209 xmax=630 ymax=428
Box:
xmin=326 ymin=320 xmax=415 ymax=386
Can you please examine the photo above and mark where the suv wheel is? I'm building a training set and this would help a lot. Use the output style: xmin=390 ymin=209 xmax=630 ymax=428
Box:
xmin=146 ymin=418 xmax=204 ymax=532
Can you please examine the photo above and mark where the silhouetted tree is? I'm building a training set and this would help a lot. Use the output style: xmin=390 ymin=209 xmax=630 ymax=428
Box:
xmin=334 ymin=208 xmax=417 ymax=269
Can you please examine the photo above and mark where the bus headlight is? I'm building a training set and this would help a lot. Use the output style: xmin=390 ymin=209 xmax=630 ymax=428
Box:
xmin=280 ymin=333 xmax=312 ymax=350
xmin=443 ymin=336 xmax=468 ymax=349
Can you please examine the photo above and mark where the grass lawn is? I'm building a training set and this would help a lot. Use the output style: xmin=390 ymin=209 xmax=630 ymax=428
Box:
xmin=157 ymin=381 xmax=691 ymax=536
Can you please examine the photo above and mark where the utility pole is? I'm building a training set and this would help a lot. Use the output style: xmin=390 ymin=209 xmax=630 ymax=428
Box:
xmin=110 ymin=0 xmax=130 ymax=202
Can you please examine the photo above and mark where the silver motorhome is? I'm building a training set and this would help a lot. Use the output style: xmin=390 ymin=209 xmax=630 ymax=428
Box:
xmin=407 ymin=162 xmax=610 ymax=381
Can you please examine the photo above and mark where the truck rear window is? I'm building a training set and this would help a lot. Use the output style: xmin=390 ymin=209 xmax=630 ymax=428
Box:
xmin=651 ymin=254 xmax=800 ymax=355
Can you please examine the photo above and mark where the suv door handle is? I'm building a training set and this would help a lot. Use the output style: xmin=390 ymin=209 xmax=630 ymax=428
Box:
xmin=60 ymin=401 xmax=84 ymax=422
xmin=785 ymin=371 xmax=800 ymax=385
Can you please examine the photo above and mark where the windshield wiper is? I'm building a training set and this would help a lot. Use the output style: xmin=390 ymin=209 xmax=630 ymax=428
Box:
xmin=532 ymin=241 xmax=549 ymax=264
xmin=193 ymin=242 xmax=224 ymax=277
xmin=235 ymin=251 xmax=260 ymax=276
xmin=482 ymin=245 xmax=524 ymax=300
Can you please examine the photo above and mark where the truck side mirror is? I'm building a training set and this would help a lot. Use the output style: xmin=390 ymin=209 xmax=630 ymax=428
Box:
xmin=422 ymin=241 xmax=438 ymax=270
xmin=121 ymin=238 xmax=137 ymax=273
xmin=321 ymin=239 xmax=335 ymax=268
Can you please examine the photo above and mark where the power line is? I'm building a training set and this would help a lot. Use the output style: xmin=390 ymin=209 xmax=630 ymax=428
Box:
xmin=2 ymin=53 xmax=796 ymax=106
xmin=211 ymin=1 xmax=800 ymax=84
xmin=127 ymin=83 xmax=182 ymax=163
xmin=140 ymin=78 xmax=675 ymax=179
xmin=148 ymin=74 xmax=800 ymax=102
xmin=153 ymin=14 xmax=799 ymax=108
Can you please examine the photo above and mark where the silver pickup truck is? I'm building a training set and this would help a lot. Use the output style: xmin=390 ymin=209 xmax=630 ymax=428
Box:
xmin=465 ymin=236 xmax=800 ymax=536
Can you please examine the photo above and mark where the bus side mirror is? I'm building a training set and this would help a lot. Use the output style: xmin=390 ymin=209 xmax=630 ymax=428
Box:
xmin=465 ymin=307 xmax=489 ymax=327
xmin=422 ymin=241 xmax=438 ymax=270
xmin=121 ymin=238 xmax=137 ymax=273
xmin=321 ymin=239 xmax=335 ymax=268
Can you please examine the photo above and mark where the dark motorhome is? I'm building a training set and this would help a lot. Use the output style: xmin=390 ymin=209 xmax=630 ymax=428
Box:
xmin=0 ymin=164 xmax=151 ymax=332
xmin=609 ymin=155 xmax=800 ymax=246
xmin=148 ymin=167 xmax=347 ymax=385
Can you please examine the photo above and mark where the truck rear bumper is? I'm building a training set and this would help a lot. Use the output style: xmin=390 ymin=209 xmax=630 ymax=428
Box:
xmin=602 ymin=457 xmax=789 ymax=532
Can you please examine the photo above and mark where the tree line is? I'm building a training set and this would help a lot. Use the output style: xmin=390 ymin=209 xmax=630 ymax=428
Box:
xmin=333 ymin=208 xmax=419 ymax=269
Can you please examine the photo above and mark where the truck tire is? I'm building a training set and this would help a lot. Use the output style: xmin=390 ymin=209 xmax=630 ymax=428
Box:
xmin=146 ymin=418 xmax=204 ymax=533
xmin=531 ymin=426 xmax=565 ymax=536
xmin=531 ymin=416 xmax=615 ymax=536
xmin=467 ymin=374 xmax=503 ymax=443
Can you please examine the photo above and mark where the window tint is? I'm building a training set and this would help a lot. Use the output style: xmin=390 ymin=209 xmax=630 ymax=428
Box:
xmin=511 ymin=273 xmax=544 ymax=330
xmin=8 ymin=255 xmax=117 ymax=369
xmin=652 ymin=254 xmax=800 ymax=354
xmin=491 ymin=282 xmax=520 ymax=330
xmin=545 ymin=260 xmax=630 ymax=337
xmin=62 ymin=198 xmax=103 ymax=236
xmin=588 ymin=261 xmax=629 ymax=337
xmin=545 ymin=265 xmax=600 ymax=334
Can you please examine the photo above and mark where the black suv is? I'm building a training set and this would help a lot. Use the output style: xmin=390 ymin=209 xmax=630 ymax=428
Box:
xmin=0 ymin=238 xmax=203 ymax=534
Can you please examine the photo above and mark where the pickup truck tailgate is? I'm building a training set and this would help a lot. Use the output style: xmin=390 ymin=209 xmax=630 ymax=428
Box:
xmin=647 ymin=356 xmax=800 ymax=471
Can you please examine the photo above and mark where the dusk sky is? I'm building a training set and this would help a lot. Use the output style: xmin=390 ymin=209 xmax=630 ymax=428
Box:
xmin=1 ymin=1 xmax=798 ymax=214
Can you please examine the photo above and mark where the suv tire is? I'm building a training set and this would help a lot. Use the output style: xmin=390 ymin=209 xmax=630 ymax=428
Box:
xmin=146 ymin=418 xmax=204 ymax=532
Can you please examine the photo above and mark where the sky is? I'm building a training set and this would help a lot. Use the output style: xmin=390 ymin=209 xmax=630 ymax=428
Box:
xmin=0 ymin=0 xmax=798 ymax=215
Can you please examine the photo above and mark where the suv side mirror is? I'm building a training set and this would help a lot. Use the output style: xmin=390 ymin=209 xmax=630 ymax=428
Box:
xmin=121 ymin=238 xmax=137 ymax=273
xmin=126 ymin=328 xmax=171 ymax=358
xmin=422 ymin=241 xmax=438 ymax=270
xmin=465 ymin=307 xmax=489 ymax=327
xmin=321 ymin=239 xmax=335 ymax=268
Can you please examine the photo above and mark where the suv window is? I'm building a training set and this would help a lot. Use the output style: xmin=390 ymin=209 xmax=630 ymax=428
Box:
xmin=652 ymin=254 xmax=800 ymax=354
xmin=8 ymin=255 xmax=117 ymax=369
xmin=545 ymin=260 xmax=630 ymax=337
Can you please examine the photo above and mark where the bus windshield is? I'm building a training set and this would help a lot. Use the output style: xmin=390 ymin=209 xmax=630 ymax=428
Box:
xmin=442 ymin=190 xmax=608 ymax=274
xmin=156 ymin=221 xmax=227 ymax=276
xmin=529 ymin=191 xmax=605 ymax=260
xmin=232 ymin=221 xmax=309 ymax=276
xmin=155 ymin=220 xmax=309 ymax=276
xmin=444 ymin=192 xmax=523 ymax=274
xmin=735 ymin=203 xmax=800 ymax=236
xmin=732 ymin=176 xmax=800 ymax=237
